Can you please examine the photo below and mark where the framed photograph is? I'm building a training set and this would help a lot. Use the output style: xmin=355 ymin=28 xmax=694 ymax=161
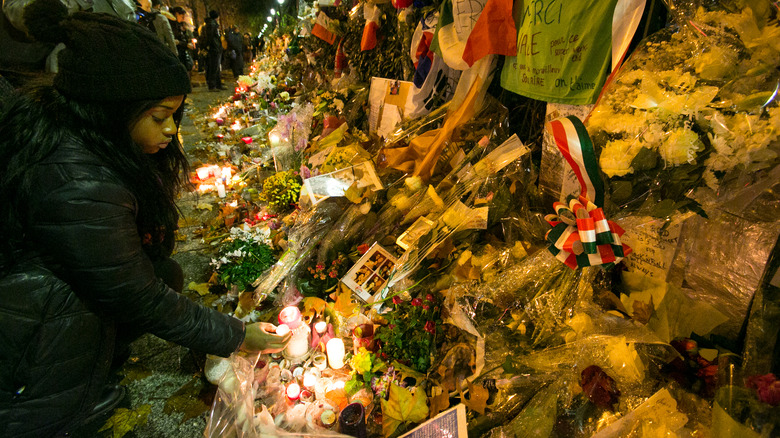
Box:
xmin=341 ymin=243 xmax=398 ymax=302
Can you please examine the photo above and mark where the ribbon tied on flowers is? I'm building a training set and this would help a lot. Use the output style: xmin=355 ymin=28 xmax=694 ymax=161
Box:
xmin=545 ymin=195 xmax=631 ymax=270
xmin=544 ymin=115 xmax=631 ymax=269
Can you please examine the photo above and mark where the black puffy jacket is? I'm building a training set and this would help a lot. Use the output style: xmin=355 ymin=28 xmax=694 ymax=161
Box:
xmin=0 ymin=139 xmax=245 ymax=437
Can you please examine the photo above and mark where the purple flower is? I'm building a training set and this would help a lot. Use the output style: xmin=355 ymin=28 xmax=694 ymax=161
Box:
xmin=295 ymin=136 xmax=308 ymax=152
xmin=299 ymin=165 xmax=311 ymax=180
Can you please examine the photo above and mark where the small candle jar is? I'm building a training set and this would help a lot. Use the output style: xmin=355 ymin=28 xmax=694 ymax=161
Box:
xmin=312 ymin=351 xmax=327 ymax=371
xmin=279 ymin=306 xmax=311 ymax=361
xmin=286 ymin=382 xmax=301 ymax=401
xmin=321 ymin=409 xmax=337 ymax=429
xmin=326 ymin=338 xmax=345 ymax=370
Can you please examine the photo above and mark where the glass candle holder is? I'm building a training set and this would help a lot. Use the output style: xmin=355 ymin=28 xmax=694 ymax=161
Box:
xmin=339 ymin=402 xmax=367 ymax=438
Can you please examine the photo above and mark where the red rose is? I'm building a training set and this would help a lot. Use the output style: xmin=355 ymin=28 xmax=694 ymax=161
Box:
xmin=392 ymin=295 xmax=402 ymax=305
xmin=425 ymin=294 xmax=434 ymax=302
xmin=423 ymin=304 xmax=430 ymax=311
xmin=424 ymin=320 xmax=435 ymax=334
xmin=747 ymin=374 xmax=780 ymax=406
xmin=411 ymin=298 xmax=422 ymax=307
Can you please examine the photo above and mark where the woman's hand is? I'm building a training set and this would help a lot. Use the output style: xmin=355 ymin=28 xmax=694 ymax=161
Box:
xmin=241 ymin=322 xmax=291 ymax=353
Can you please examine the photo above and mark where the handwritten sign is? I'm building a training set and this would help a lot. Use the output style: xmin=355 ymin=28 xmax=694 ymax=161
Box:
xmin=617 ymin=214 xmax=690 ymax=281
xmin=500 ymin=0 xmax=619 ymax=104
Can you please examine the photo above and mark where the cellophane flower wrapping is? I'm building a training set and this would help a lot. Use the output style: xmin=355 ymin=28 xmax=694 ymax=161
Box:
xmin=204 ymin=353 xmax=353 ymax=437
xmin=586 ymin=0 xmax=780 ymax=219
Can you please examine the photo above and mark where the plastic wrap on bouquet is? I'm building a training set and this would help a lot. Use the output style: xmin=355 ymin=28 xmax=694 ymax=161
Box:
xmin=712 ymin=384 xmax=780 ymax=438
xmin=585 ymin=1 xmax=780 ymax=218
xmin=253 ymin=199 xmax=350 ymax=303
xmin=667 ymin=210 xmax=780 ymax=337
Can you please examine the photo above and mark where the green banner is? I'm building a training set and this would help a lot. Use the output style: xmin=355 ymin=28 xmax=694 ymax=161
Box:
xmin=500 ymin=0 xmax=619 ymax=104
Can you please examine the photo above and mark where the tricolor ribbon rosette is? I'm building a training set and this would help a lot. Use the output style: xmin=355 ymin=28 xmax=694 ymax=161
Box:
xmin=545 ymin=196 xmax=631 ymax=269
xmin=545 ymin=115 xmax=631 ymax=269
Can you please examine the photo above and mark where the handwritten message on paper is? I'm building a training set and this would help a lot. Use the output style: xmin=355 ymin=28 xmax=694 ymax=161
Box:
xmin=618 ymin=215 xmax=690 ymax=281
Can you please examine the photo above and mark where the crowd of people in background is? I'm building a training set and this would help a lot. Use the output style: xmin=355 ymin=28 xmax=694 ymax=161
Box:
xmin=0 ymin=0 xmax=266 ymax=93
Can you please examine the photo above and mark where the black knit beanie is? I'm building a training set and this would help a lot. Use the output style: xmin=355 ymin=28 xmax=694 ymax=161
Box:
xmin=23 ymin=0 xmax=191 ymax=101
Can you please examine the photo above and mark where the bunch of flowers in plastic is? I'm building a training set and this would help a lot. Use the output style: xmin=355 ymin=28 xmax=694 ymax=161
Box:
xmin=210 ymin=229 xmax=276 ymax=291
xmin=258 ymin=170 xmax=302 ymax=212
xmin=377 ymin=293 xmax=441 ymax=372
xmin=297 ymin=253 xmax=349 ymax=297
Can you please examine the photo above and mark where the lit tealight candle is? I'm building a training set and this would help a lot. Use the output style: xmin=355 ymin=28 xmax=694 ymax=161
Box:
xmin=314 ymin=321 xmax=327 ymax=334
xmin=196 ymin=167 xmax=211 ymax=180
xmin=326 ymin=338 xmax=345 ymax=369
xmin=221 ymin=167 xmax=232 ymax=181
xmin=303 ymin=372 xmax=317 ymax=389
xmin=286 ymin=382 xmax=301 ymax=400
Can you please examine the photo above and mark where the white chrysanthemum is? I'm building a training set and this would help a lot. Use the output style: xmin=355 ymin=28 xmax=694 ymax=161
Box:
xmin=600 ymin=139 xmax=646 ymax=177
xmin=659 ymin=128 xmax=703 ymax=166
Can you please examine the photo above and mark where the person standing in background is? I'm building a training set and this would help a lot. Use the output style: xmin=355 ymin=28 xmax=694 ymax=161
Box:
xmin=169 ymin=6 xmax=193 ymax=79
xmin=225 ymin=24 xmax=243 ymax=78
xmin=203 ymin=9 xmax=223 ymax=91
xmin=135 ymin=0 xmax=176 ymax=54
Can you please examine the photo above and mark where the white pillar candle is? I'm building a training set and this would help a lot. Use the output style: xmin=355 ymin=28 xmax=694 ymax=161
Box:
xmin=326 ymin=338 xmax=345 ymax=369
xmin=216 ymin=180 xmax=226 ymax=198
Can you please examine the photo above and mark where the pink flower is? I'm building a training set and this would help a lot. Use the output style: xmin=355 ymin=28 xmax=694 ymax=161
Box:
xmin=411 ymin=298 xmax=422 ymax=307
xmin=424 ymin=321 xmax=435 ymax=334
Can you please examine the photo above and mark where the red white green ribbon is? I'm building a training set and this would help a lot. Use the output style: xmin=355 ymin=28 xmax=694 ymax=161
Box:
xmin=546 ymin=115 xmax=604 ymax=207
xmin=545 ymin=196 xmax=631 ymax=269
xmin=544 ymin=116 xmax=631 ymax=269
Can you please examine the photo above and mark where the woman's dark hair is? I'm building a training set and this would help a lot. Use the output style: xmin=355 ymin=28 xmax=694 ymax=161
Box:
xmin=0 ymin=84 xmax=189 ymax=267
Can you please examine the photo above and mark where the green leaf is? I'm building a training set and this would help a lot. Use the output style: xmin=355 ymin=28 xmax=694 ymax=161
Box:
xmin=381 ymin=383 xmax=429 ymax=438
xmin=98 ymin=404 xmax=152 ymax=438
